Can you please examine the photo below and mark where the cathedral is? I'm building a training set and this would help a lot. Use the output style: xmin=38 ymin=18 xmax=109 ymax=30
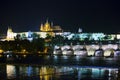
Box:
xmin=40 ymin=20 xmax=62 ymax=36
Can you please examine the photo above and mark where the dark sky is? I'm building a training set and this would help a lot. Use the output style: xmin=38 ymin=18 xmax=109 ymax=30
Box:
xmin=0 ymin=0 xmax=120 ymax=33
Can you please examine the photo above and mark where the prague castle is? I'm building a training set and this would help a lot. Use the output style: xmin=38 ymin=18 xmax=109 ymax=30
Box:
xmin=40 ymin=20 xmax=62 ymax=36
xmin=5 ymin=20 xmax=63 ymax=41
xmin=1 ymin=19 xmax=120 ymax=41
xmin=40 ymin=20 xmax=62 ymax=32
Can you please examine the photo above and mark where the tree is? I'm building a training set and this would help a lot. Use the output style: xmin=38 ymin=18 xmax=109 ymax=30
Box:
xmin=14 ymin=34 xmax=21 ymax=41
xmin=32 ymin=32 xmax=40 ymax=39
xmin=21 ymin=33 xmax=26 ymax=39
xmin=32 ymin=38 xmax=45 ymax=52
xmin=45 ymin=34 xmax=52 ymax=40
xmin=51 ymin=35 xmax=64 ymax=46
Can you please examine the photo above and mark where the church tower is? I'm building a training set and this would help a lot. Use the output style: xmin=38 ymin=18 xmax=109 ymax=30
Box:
xmin=40 ymin=23 xmax=44 ymax=31
xmin=78 ymin=28 xmax=82 ymax=33
xmin=39 ymin=19 xmax=62 ymax=37
xmin=7 ymin=27 xmax=14 ymax=40
xmin=40 ymin=19 xmax=53 ymax=32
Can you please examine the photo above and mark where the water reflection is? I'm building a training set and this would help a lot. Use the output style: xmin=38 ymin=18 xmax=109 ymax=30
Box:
xmin=40 ymin=66 xmax=54 ymax=80
xmin=7 ymin=65 xmax=16 ymax=79
xmin=1 ymin=64 xmax=119 ymax=80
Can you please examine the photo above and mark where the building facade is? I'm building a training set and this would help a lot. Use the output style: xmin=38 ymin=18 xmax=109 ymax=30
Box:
xmin=5 ymin=20 xmax=63 ymax=41
xmin=1 ymin=20 xmax=120 ymax=41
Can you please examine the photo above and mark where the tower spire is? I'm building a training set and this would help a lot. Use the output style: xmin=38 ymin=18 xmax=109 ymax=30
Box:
xmin=46 ymin=18 xmax=49 ymax=23
xmin=51 ymin=22 xmax=53 ymax=27
xmin=40 ymin=23 xmax=43 ymax=31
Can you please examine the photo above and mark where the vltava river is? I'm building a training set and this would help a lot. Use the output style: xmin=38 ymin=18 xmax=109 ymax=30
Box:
xmin=0 ymin=64 xmax=119 ymax=80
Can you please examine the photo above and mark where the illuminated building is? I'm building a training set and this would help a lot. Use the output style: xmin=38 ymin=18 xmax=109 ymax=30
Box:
xmin=1 ymin=20 xmax=120 ymax=57
xmin=6 ymin=27 xmax=15 ymax=40
xmin=41 ymin=20 xmax=62 ymax=32
xmin=4 ymin=20 xmax=62 ymax=41
xmin=2 ymin=19 xmax=120 ymax=41
xmin=40 ymin=19 xmax=62 ymax=36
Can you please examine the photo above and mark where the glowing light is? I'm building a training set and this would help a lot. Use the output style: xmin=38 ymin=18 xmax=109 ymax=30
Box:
xmin=22 ymin=49 xmax=26 ymax=53
xmin=117 ymin=34 xmax=120 ymax=39
xmin=0 ymin=49 xmax=3 ymax=53
xmin=44 ymin=47 xmax=48 ymax=53
xmin=104 ymin=50 xmax=112 ymax=56
xmin=74 ymin=50 xmax=87 ymax=56
xmin=87 ymin=49 xmax=95 ymax=56
xmin=62 ymin=49 xmax=73 ymax=55
xmin=0 ymin=55 xmax=2 ymax=57
xmin=7 ymin=65 xmax=16 ymax=79
xmin=40 ymin=67 xmax=54 ymax=80
xmin=23 ymin=55 xmax=27 ymax=57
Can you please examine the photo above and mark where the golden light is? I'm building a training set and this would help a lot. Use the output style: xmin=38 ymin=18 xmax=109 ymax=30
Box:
xmin=44 ymin=47 xmax=48 ymax=53
xmin=7 ymin=65 xmax=15 ymax=78
xmin=38 ymin=51 xmax=41 ymax=53
xmin=0 ymin=49 xmax=3 ymax=53
xmin=104 ymin=49 xmax=114 ymax=57
xmin=23 ymin=54 xmax=27 ymax=57
xmin=87 ymin=49 xmax=95 ymax=56
xmin=104 ymin=50 xmax=111 ymax=57
xmin=22 ymin=49 xmax=26 ymax=52
xmin=22 ymin=49 xmax=28 ymax=54
xmin=0 ymin=49 xmax=3 ymax=57
xmin=40 ymin=67 xmax=54 ymax=80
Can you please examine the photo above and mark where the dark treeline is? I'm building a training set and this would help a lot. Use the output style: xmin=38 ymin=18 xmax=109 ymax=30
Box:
xmin=0 ymin=38 xmax=45 ymax=53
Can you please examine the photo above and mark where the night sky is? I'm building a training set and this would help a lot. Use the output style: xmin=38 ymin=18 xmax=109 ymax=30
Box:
xmin=0 ymin=0 xmax=120 ymax=33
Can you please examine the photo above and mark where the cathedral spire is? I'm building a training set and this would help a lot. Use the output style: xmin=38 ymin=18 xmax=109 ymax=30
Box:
xmin=7 ymin=26 xmax=12 ymax=32
xmin=51 ymin=22 xmax=53 ymax=27
xmin=7 ymin=26 xmax=14 ymax=40
xmin=46 ymin=18 xmax=49 ymax=24
xmin=40 ymin=23 xmax=43 ymax=31
xmin=78 ymin=28 xmax=82 ymax=33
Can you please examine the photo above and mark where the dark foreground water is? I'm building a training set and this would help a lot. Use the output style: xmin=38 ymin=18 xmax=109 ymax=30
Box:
xmin=0 ymin=64 xmax=119 ymax=80
xmin=0 ymin=55 xmax=120 ymax=80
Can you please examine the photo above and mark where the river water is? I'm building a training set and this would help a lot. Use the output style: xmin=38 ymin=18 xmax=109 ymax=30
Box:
xmin=0 ymin=64 xmax=119 ymax=80
xmin=0 ymin=55 xmax=120 ymax=80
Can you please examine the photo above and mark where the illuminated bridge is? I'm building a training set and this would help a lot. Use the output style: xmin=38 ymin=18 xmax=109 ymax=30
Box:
xmin=53 ymin=44 xmax=120 ymax=57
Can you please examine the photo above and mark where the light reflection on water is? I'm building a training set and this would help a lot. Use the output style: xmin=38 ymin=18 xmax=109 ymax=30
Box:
xmin=7 ymin=65 xmax=16 ymax=78
xmin=2 ymin=64 xmax=119 ymax=80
